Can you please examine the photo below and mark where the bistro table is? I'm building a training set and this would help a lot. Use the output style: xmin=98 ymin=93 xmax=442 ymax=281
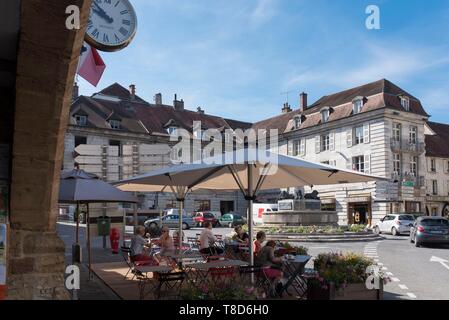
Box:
xmin=163 ymin=251 xmax=205 ymax=269
xmin=279 ymin=255 xmax=311 ymax=298
xmin=135 ymin=265 xmax=173 ymax=300
xmin=185 ymin=259 xmax=249 ymax=287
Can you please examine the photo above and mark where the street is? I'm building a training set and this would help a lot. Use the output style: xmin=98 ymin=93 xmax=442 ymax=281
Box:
xmin=57 ymin=222 xmax=449 ymax=300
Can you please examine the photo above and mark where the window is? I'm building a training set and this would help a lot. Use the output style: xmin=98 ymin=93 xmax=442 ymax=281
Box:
xmin=354 ymin=125 xmax=364 ymax=145
xmin=352 ymin=156 xmax=365 ymax=173
xmin=74 ymin=136 xmax=87 ymax=148
xmin=293 ymin=139 xmax=301 ymax=156
xmin=321 ymin=134 xmax=330 ymax=151
xmin=194 ymin=130 xmax=203 ymax=140
xmin=167 ymin=126 xmax=177 ymax=135
xmin=321 ymin=161 xmax=330 ymax=165
xmin=109 ymin=119 xmax=121 ymax=130
xmin=409 ymin=126 xmax=417 ymax=145
xmin=392 ymin=123 xmax=401 ymax=142
xmin=321 ymin=109 xmax=330 ymax=123
xmin=353 ymin=99 xmax=363 ymax=114
xmin=74 ymin=114 xmax=87 ymax=126
xmin=194 ymin=200 xmax=211 ymax=212
xmin=165 ymin=200 xmax=178 ymax=209
xmin=432 ymin=180 xmax=438 ymax=195
xmin=430 ymin=158 xmax=436 ymax=172
xmin=109 ymin=140 xmax=122 ymax=156
xmin=401 ymin=97 xmax=410 ymax=111
xmin=410 ymin=156 xmax=418 ymax=176
xmin=393 ymin=153 xmax=401 ymax=175
xmin=293 ymin=116 xmax=302 ymax=129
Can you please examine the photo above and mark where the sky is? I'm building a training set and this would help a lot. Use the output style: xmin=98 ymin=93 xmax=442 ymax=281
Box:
xmin=78 ymin=0 xmax=449 ymax=124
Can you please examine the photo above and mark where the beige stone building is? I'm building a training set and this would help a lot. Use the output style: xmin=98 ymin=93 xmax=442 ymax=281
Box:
xmin=65 ymin=83 xmax=251 ymax=217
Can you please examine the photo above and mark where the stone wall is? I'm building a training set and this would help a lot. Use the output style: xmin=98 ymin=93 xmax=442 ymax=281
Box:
xmin=7 ymin=0 xmax=92 ymax=300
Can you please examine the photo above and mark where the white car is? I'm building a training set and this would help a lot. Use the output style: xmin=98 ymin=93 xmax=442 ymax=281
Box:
xmin=373 ymin=214 xmax=415 ymax=236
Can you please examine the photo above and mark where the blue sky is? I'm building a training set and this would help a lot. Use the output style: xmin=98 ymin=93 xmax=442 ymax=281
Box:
xmin=78 ymin=0 xmax=449 ymax=124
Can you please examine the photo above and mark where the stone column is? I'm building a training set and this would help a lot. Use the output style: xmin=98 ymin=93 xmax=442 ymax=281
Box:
xmin=7 ymin=0 xmax=92 ymax=300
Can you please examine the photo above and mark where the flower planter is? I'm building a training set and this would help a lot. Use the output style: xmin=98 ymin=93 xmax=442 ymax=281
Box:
xmin=307 ymin=281 xmax=383 ymax=300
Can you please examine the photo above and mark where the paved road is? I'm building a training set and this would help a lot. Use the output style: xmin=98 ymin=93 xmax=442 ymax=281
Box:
xmin=290 ymin=234 xmax=449 ymax=300
xmin=57 ymin=222 xmax=449 ymax=300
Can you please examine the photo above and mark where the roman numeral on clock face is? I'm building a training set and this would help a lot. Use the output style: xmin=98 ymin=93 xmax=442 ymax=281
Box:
xmin=103 ymin=33 xmax=109 ymax=43
xmin=119 ymin=27 xmax=128 ymax=36
xmin=122 ymin=19 xmax=131 ymax=26
xmin=120 ymin=9 xmax=128 ymax=15
xmin=92 ymin=29 xmax=99 ymax=39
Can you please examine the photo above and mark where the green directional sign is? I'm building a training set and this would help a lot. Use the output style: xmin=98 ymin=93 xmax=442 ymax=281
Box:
xmin=402 ymin=181 xmax=414 ymax=187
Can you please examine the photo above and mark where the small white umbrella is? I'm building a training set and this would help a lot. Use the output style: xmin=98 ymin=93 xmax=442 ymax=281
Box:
xmin=115 ymin=148 xmax=387 ymax=265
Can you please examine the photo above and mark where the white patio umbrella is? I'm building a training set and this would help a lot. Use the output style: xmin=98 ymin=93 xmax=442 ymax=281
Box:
xmin=59 ymin=168 xmax=137 ymax=279
xmin=115 ymin=148 xmax=387 ymax=266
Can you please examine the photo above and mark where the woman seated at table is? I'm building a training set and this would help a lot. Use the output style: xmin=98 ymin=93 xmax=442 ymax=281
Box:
xmin=233 ymin=225 xmax=249 ymax=244
xmin=253 ymin=231 xmax=266 ymax=257
xmin=255 ymin=240 xmax=283 ymax=281
xmin=154 ymin=226 xmax=175 ymax=256
xmin=199 ymin=221 xmax=224 ymax=255
xmin=130 ymin=226 xmax=158 ymax=266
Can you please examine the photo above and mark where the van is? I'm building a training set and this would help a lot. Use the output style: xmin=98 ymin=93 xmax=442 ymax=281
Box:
xmin=251 ymin=203 xmax=278 ymax=225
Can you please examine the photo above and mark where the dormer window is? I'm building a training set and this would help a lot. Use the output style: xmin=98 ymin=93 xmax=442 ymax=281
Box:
xmin=194 ymin=129 xmax=203 ymax=140
xmin=167 ymin=126 xmax=178 ymax=135
xmin=400 ymin=96 xmax=410 ymax=111
xmin=109 ymin=119 xmax=121 ymax=130
xmin=293 ymin=116 xmax=302 ymax=129
xmin=321 ymin=108 xmax=330 ymax=123
xmin=353 ymin=99 xmax=363 ymax=114
xmin=74 ymin=114 xmax=87 ymax=126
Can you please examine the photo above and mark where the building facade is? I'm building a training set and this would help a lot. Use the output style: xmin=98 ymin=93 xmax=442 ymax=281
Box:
xmin=63 ymin=83 xmax=251 ymax=217
xmin=254 ymin=79 xmax=430 ymax=226
xmin=423 ymin=122 xmax=449 ymax=217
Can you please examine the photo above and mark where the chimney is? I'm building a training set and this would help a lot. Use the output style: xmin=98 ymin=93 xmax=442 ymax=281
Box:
xmin=72 ymin=82 xmax=79 ymax=101
xmin=197 ymin=107 xmax=204 ymax=114
xmin=173 ymin=94 xmax=184 ymax=110
xmin=129 ymin=84 xmax=136 ymax=100
xmin=154 ymin=93 xmax=162 ymax=105
xmin=282 ymin=102 xmax=292 ymax=114
xmin=299 ymin=92 xmax=307 ymax=111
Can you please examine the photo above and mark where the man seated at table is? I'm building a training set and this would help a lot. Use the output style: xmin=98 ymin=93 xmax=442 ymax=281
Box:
xmin=199 ymin=221 xmax=224 ymax=255
xmin=130 ymin=226 xmax=159 ymax=266
xmin=255 ymin=240 xmax=284 ymax=293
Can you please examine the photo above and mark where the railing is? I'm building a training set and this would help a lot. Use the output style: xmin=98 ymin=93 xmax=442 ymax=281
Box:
xmin=390 ymin=139 xmax=425 ymax=154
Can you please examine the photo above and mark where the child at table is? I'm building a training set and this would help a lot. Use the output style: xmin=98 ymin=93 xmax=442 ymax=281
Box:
xmin=253 ymin=231 xmax=266 ymax=257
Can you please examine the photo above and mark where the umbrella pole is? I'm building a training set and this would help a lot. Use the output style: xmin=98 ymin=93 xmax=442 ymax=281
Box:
xmin=87 ymin=203 xmax=92 ymax=281
xmin=247 ymin=164 xmax=254 ymax=267
xmin=75 ymin=202 xmax=79 ymax=244
xmin=178 ymin=199 xmax=184 ymax=251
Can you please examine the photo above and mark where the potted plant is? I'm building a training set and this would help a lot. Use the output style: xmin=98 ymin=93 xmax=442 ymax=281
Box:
xmin=307 ymin=252 xmax=389 ymax=300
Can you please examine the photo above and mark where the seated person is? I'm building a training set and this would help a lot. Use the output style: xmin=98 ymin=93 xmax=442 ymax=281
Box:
xmin=253 ymin=231 xmax=266 ymax=257
xmin=254 ymin=240 xmax=283 ymax=280
xmin=154 ymin=226 xmax=175 ymax=256
xmin=234 ymin=225 xmax=249 ymax=245
xmin=130 ymin=226 xmax=158 ymax=266
xmin=199 ymin=221 xmax=224 ymax=255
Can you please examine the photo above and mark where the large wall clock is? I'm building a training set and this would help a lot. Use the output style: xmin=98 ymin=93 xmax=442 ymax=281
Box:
xmin=85 ymin=0 xmax=138 ymax=52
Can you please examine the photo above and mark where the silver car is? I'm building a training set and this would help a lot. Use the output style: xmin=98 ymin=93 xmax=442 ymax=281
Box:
xmin=144 ymin=214 xmax=195 ymax=230
xmin=373 ymin=214 xmax=415 ymax=236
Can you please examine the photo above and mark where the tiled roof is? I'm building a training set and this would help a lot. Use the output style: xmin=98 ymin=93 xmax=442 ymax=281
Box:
xmin=253 ymin=79 xmax=429 ymax=133
xmin=425 ymin=122 xmax=449 ymax=158
xmin=70 ymin=83 xmax=252 ymax=135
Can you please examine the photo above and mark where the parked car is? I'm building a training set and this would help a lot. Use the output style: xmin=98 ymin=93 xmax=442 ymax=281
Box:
xmin=144 ymin=214 xmax=195 ymax=231
xmin=373 ymin=214 xmax=415 ymax=236
xmin=196 ymin=210 xmax=222 ymax=219
xmin=410 ymin=216 xmax=449 ymax=247
xmin=163 ymin=208 xmax=187 ymax=216
xmin=218 ymin=213 xmax=245 ymax=228
xmin=193 ymin=212 xmax=219 ymax=227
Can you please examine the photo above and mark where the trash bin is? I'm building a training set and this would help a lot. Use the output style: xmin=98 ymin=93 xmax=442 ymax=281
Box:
xmin=97 ymin=216 xmax=111 ymax=237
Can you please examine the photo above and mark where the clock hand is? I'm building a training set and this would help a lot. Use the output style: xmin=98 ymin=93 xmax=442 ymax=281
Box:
xmin=92 ymin=2 xmax=114 ymax=23
xmin=92 ymin=8 xmax=114 ymax=24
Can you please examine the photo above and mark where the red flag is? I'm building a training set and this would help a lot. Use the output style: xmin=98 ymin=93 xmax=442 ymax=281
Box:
xmin=77 ymin=43 xmax=106 ymax=87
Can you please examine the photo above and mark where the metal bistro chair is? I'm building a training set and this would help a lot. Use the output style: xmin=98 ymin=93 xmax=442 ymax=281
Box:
xmin=154 ymin=271 xmax=187 ymax=300
xmin=238 ymin=265 xmax=273 ymax=293
xmin=209 ymin=266 xmax=236 ymax=286
xmin=121 ymin=246 xmax=159 ymax=280
xmin=187 ymin=237 xmax=200 ymax=252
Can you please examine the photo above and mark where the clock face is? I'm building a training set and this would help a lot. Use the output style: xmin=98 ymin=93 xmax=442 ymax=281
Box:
xmin=85 ymin=0 xmax=137 ymax=52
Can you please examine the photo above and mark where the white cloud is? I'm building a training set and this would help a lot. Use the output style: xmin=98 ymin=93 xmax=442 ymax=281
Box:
xmin=250 ymin=0 xmax=278 ymax=26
